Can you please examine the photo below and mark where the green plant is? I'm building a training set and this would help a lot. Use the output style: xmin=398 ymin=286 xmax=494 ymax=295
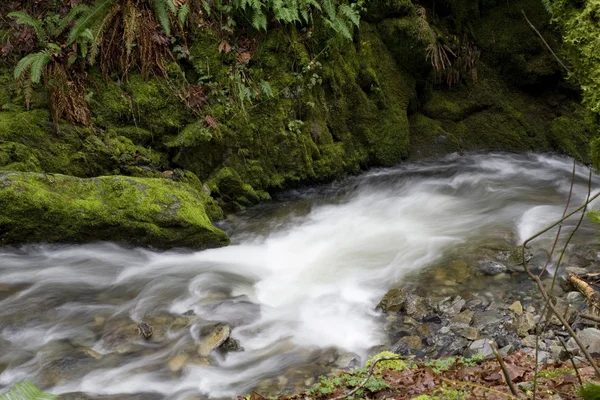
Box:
xmin=579 ymin=383 xmax=600 ymax=400
xmin=424 ymin=354 xmax=484 ymax=374
xmin=0 ymin=382 xmax=58 ymax=400
xmin=9 ymin=8 xmax=93 ymax=126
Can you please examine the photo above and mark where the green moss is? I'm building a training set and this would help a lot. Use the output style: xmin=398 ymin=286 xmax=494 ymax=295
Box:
xmin=0 ymin=172 xmax=229 ymax=249
xmin=365 ymin=351 xmax=409 ymax=371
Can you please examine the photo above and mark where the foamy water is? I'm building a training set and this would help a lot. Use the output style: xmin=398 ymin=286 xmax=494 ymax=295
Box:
xmin=0 ymin=153 xmax=598 ymax=399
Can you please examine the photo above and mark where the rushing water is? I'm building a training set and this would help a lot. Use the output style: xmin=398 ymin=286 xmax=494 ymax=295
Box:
xmin=1 ymin=153 xmax=600 ymax=399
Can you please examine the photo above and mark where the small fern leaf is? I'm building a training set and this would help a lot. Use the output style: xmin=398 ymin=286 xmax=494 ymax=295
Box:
xmin=178 ymin=3 xmax=190 ymax=26
xmin=579 ymin=383 xmax=600 ymax=400
xmin=55 ymin=4 xmax=89 ymax=36
xmin=251 ymin=9 xmax=267 ymax=31
xmin=7 ymin=11 xmax=46 ymax=43
xmin=151 ymin=0 xmax=172 ymax=35
xmin=0 ymin=381 xmax=58 ymax=400
xmin=14 ymin=54 xmax=36 ymax=81
xmin=68 ymin=0 xmax=112 ymax=44
xmin=30 ymin=51 xmax=51 ymax=84
xmin=339 ymin=4 xmax=360 ymax=27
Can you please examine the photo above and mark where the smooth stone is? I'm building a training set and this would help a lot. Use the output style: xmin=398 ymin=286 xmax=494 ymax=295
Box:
xmin=457 ymin=326 xmax=479 ymax=340
xmin=438 ymin=296 xmax=466 ymax=317
xmin=567 ymin=328 xmax=600 ymax=356
xmin=198 ymin=324 xmax=231 ymax=357
xmin=473 ymin=311 xmax=503 ymax=330
xmin=168 ymin=354 xmax=189 ymax=372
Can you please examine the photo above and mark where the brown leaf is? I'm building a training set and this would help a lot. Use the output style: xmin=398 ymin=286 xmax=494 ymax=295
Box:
xmin=484 ymin=372 xmax=503 ymax=381
xmin=219 ymin=39 xmax=232 ymax=54
xmin=249 ymin=392 xmax=265 ymax=400
xmin=237 ymin=51 xmax=252 ymax=64
xmin=504 ymin=362 xmax=525 ymax=381
xmin=205 ymin=115 xmax=218 ymax=129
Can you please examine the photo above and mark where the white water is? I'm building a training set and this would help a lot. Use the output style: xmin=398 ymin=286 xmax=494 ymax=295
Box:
xmin=1 ymin=153 xmax=599 ymax=399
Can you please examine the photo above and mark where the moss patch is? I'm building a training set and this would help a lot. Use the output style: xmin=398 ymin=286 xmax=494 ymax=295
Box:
xmin=0 ymin=172 xmax=229 ymax=249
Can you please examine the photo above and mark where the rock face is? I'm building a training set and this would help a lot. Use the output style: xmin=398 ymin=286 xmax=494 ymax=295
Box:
xmin=0 ymin=172 xmax=229 ymax=249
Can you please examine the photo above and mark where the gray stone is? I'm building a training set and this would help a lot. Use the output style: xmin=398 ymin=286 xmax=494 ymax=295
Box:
xmin=479 ymin=261 xmax=507 ymax=276
xmin=405 ymin=293 xmax=431 ymax=320
xmin=473 ymin=311 xmax=503 ymax=330
xmin=456 ymin=326 xmax=479 ymax=340
xmin=567 ymin=328 xmax=600 ymax=356
xmin=377 ymin=287 xmax=407 ymax=313
xmin=566 ymin=291 xmax=586 ymax=310
xmin=465 ymin=338 xmax=494 ymax=360
xmin=438 ymin=296 xmax=466 ymax=317
xmin=335 ymin=352 xmax=360 ymax=369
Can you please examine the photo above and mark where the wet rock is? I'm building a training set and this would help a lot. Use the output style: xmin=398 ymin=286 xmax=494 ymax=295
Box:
xmin=451 ymin=310 xmax=474 ymax=325
xmin=515 ymin=312 xmax=536 ymax=337
xmin=566 ymin=291 xmax=586 ymax=310
xmin=220 ymin=337 xmax=243 ymax=353
xmin=79 ymin=347 xmax=103 ymax=360
xmin=335 ymin=352 xmax=360 ymax=369
xmin=438 ymin=296 xmax=466 ymax=317
xmin=509 ymin=301 xmax=523 ymax=315
xmin=423 ymin=314 xmax=442 ymax=324
xmin=405 ymin=294 xmax=431 ymax=320
xmin=394 ymin=336 xmax=422 ymax=354
xmin=377 ymin=287 xmax=407 ymax=313
xmin=40 ymin=356 xmax=92 ymax=387
xmin=198 ymin=324 xmax=231 ymax=356
xmin=416 ymin=323 xmax=435 ymax=338
xmin=137 ymin=321 xmax=153 ymax=340
xmin=479 ymin=261 xmax=507 ymax=276
xmin=168 ymin=354 xmax=189 ymax=372
xmin=465 ymin=338 xmax=494 ymax=360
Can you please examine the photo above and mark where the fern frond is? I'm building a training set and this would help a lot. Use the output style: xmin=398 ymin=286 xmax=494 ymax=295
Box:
xmin=7 ymin=11 xmax=46 ymax=43
xmin=251 ymin=9 xmax=267 ymax=31
xmin=178 ymin=3 xmax=190 ymax=26
xmin=151 ymin=0 xmax=173 ymax=35
xmin=339 ymin=4 xmax=360 ymax=27
xmin=68 ymin=0 xmax=112 ymax=45
xmin=54 ymin=4 xmax=89 ymax=37
xmin=0 ymin=381 xmax=58 ymax=400
xmin=88 ymin=4 xmax=120 ymax=65
xmin=14 ymin=51 xmax=50 ymax=84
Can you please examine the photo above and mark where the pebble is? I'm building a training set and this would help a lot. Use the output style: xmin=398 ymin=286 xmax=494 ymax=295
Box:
xmin=509 ymin=301 xmax=523 ymax=315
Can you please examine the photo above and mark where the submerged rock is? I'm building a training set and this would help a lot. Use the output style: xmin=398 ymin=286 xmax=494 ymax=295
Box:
xmin=198 ymin=324 xmax=232 ymax=357
xmin=479 ymin=261 xmax=507 ymax=276
xmin=0 ymin=172 xmax=229 ymax=249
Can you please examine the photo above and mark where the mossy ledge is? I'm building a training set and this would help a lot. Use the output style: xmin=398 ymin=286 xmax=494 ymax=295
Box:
xmin=0 ymin=172 xmax=229 ymax=249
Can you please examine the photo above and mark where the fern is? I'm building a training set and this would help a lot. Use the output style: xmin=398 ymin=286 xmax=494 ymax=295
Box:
xmin=68 ymin=0 xmax=112 ymax=45
xmin=7 ymin=11 xmax=46 ymax=43
xmin=0 ymin=382 xmax=58 ymax=400
xmin=151 ymin=0 xmax=174 ymax=35
xmin=14 ymin=51 xmax=51 ymax=84
xmin=178 ymin=3 xmax=191 ymax=26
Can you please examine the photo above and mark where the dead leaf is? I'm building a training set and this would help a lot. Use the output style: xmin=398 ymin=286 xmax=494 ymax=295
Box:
xmin=237 ymin=51 xmax=252 ymax=64
xmin=205 ymin=115 xmax=218 ymax=129
xmin=219 ymin=39 xmax=232 ymax=54
xmin=249 ymin=392 xmax=265 ymax=400
xmin=504 ymin=362 xmax=525 ymax=381
xmin=484 ymin=372 xmax=503 ymax=381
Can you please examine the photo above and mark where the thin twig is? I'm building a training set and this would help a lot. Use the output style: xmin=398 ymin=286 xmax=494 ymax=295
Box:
xmin=578 ymin=312 xmax=600 ymax=323
xmin=540 ymin=159 xmax=576 ymax=276
xmin=521 ymin=10 xmax=570 ymax=73
xmin=491 ymin=341 xmax=521 ymax=398
xmin=330 ymin=356 xmax=402 ymax=400
xmin=557 ymin=336 xmax=584 ymax=386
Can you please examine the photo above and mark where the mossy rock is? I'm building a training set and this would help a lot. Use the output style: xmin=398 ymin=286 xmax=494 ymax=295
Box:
xmin=0 ymin=172 xmax=229 ymax=249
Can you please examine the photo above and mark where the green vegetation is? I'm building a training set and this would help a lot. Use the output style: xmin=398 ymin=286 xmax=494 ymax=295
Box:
xmin=424 ymin=353 xmax=484 ymax=374
xmin=0 ymin=382 xmax=57 ymax=400
xmin=0 ymin=172 xmax=229 ymax=248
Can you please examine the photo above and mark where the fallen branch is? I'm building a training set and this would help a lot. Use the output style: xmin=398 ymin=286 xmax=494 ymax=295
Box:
xmin=557 ymin=336 xmax=584 ymax=386
xmin=578 ymin=312 xmax=600 ymax=324
xmin=491 ymin=341 xmax=521 ymax=398
xmin=569 ymin=273 xmax=600 ymax=309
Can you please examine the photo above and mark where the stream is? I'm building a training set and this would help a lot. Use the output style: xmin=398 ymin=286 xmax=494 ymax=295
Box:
xmin=1 ymin=152 xmax=600 ymax=399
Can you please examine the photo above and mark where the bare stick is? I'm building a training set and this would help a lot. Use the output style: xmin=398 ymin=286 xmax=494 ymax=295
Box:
xmin=540 ymin=159 xmax=576 ymax=276
xmin=557 ymin=336 xmax=584 ymax=386
xmin=330 ymin=356 xmax=402 ymax=400
xmin=491 ymin=341 xmax=521 ymax=398
xmin=521 ymin=10 xmax=570 ymax=73
xmin=579 ymin=312 xmax=600 ymax=323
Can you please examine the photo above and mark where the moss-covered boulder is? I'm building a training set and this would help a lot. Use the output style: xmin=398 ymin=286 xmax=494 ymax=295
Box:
xmin=0 ymin=173 xmax=229 ymax=249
